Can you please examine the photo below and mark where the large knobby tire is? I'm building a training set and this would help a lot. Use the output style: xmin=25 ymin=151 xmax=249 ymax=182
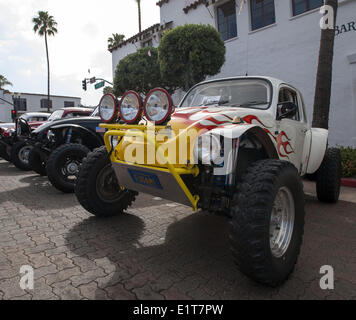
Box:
xmin=47 ymin=143 xmax=90 ymax=193
xmin=230 ymin=160 xmax=305 ymax=287
xmin=0 ymin=145 xmax=10 ymax=162
xmin=75 ymin=146 xmax=137 ymax=218
xmin=10 ymin=141 xmax=32 ymax=171
xmin=29 ymin=148 xmax=47 ymax=176
xmin=316 ymin=148 xmax=341 ymax=203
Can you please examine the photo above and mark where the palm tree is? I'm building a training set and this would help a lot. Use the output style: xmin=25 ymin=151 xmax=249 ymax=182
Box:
xmin=135 ymin=0 xmax=142 ymax=33
xmin=312 ymin=0 xmax=338 ymax=129
xmin=32 ymin=11 xmax=58 ymax=112
xmin=0 ymin=75 xmax=12 ymax=89
xmin=108 ymin=33 xmax=125 ymax=51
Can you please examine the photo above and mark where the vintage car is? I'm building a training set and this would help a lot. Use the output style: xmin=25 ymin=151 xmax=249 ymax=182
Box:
xmin=1 ymin=107 xmax=93 ymax=170
xmin=0 ymin=112 xmax=51 ymax=163
xmin=75 ymin=77 xmax=341 ymax=286
xmin=26 ymin=107 xmax=104 ymax=193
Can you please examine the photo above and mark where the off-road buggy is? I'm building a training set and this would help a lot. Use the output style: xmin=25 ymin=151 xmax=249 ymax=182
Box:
xmin=0 ymin=108 xmax=93 ymax=171
xmin=75 ymin=77 xmax=341 ymax=286
xmin=26 ymin=107 xmax=104 ymax=193
xmin=0 ymin=112 xmax=51 ymax=167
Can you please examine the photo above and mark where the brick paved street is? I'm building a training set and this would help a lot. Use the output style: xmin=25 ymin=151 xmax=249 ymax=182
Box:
xmin=0 ymin=159 xmax=355 ymax=300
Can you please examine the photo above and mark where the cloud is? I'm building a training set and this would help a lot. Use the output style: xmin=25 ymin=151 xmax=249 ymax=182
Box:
xmin=0 ymin=0 xmax=160 ymax=106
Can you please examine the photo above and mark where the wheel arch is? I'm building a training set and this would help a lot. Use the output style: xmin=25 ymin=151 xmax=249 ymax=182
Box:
xmin=211 ymin=124 xmax=279 ymax=159
xmin=240 ymin=126 xmax=279 ymax=160
xmin=209 ymin=124 xmax=279 ymax=177
xmin=50 ymin=124 xmax=103 ymax=150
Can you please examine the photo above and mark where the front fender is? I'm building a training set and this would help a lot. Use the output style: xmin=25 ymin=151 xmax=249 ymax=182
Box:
xmin=210 ymin=124 xmax=278 ymax=159
xmin=306 ymin=128 xmax=328 ymax=174
xmin=51 ymin=124 xmax=103 ymax=147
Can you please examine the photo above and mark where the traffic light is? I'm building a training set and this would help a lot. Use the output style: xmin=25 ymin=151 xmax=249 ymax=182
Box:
xmin=11 ymin=109 xmax=17 ymax=121
xmin=82 ymin=79 xmax=87 ymax=91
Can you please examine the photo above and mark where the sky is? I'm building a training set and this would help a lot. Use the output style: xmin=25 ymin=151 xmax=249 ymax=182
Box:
xmin=0 ymin=0 xmax=160 ymax=106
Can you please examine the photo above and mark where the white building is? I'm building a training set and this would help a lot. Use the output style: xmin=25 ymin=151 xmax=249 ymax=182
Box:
xmin=0 ymin=89 xmax=81 ymax=123
xmin=111 ymin=0 xmax=356 ymax=147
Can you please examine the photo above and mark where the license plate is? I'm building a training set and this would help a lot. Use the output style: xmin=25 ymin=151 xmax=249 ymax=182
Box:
xmin=128 ymin=169 xmax=163 ymax=190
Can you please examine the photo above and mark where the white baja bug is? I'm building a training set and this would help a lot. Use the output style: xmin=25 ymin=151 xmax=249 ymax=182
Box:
xmin=75 ymin=77 xmax=341 ymax=286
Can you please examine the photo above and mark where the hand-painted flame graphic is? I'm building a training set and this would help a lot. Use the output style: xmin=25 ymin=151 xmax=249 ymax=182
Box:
xmin=173 ymin=110 xmax=295 ymax=159
xmin=242 ymin=115 xmax=295 ymax=159
xmin=242 ymin=115 xmax=276 ymax=142
xmin=277 ymin=131 xmax=294 ymax=158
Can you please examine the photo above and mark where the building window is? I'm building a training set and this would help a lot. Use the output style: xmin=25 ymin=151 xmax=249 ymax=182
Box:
xmin=41 ymin=99 xmax=52 ymax=109
xmin=217 ymin=0 xmax=237 ymax=41
xmin=250 ymin=0 xmax=276 ymax=31
xmin=13 ymin=98 xmax=27 ymax=111
xmin=64 ymin=101 xmax=75 ymax=108
xmin=292 ymin=0 xmax=324 ymax=16
xmin=142 ymin=39 xmax=153 ymax=48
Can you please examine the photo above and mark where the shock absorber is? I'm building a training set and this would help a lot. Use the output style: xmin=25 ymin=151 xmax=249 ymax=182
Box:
xmin=66 ymin=128 xmax=72 ymax=144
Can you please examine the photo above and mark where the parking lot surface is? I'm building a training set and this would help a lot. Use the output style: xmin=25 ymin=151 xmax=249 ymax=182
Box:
xmin=0 ymin=159 xmax=355 ymax=300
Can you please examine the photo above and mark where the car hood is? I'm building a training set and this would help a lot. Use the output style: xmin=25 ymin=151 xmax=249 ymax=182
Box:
xmin=0 ymin=123 xmax=14 ymax=129
xmin=33 ymin=116 xmax=100 ymax=134
xmin=168 ymin=106 xmax=275 ymax=134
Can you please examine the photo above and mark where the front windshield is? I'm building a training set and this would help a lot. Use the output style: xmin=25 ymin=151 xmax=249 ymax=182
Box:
xmin=91 ymin=107 xmax=99 ymax=117
xmin=180 ymin=79 xmax=271 ymax=109
xmin=48 ymin=109 xmax=64 ymax=121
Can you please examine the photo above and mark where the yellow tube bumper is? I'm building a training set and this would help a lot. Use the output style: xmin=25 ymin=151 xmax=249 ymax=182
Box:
xmin=100 ymin=124 xmax=200 ymax=212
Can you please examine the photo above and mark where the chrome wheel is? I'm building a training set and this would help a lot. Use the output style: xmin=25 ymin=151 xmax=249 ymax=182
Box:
xmin=18 ymin=146 xmax=32 ymax=165
xmin=270 ymin=186 xmax=295 ymax=258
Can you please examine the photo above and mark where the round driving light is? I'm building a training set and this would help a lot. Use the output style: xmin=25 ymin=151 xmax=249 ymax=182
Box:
xmin=119 ymin=91 xmax=142 ymax=124
xmin=144 ymin=88 xmax=173 ymax=125
xmin=99 ymin=93 xmax=118 ymax=123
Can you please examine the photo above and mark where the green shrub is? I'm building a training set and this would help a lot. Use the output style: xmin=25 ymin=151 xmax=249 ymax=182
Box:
xmin=158 ymin=24 xmax=226 ymax=91
xmin=113 ymin=47 xmax=163 ymax=96
xmin=339 ymin=147 xmax=356 ymax=178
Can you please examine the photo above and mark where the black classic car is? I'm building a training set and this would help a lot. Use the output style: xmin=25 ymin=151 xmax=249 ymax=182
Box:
xmin=26 ymin=107 xmax=106 ymax=193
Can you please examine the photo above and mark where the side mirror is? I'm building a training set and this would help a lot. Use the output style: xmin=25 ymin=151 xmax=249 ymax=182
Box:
xmin=277 ymin=102 xmax=297 ymax=121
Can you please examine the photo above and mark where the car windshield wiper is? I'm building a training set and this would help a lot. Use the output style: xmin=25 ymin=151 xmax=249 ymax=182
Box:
xmin=233 ymin=101 xmax=269 ymax=108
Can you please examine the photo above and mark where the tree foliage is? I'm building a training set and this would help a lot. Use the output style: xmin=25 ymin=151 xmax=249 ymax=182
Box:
xmin=0 ymin=75 xmax=12 ymax=88
xmin=103 ymin=86 xmax=114 ymax=94
xmin=113 ymin=47 xmax=163 ymax=96
xmin=158 ymin=24 xmax=226 ymax=91
xmin=32 ymin=11 xmax=58 ymax=36
xmin=108 ymin=33 xmax=125 ymax=51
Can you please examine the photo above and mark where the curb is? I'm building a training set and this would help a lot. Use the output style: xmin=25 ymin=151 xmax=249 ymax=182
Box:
xmin=341 ymin=178 xmax=356 ymax=188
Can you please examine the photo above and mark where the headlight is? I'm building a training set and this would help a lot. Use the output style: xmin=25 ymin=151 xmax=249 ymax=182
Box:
xmin=99 ymin=93 xmax=118 ymax=123
xmin=119 ymin=91 xmax=142 ymax=124
xmin=143 ymin=88 xmax=173 ymax=125
xmin=194 ymin=134 xmax=221 ymax=165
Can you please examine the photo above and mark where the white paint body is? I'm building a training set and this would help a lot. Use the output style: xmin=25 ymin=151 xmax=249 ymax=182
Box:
xmin=175 ymin=76 xmax=328 ymax=175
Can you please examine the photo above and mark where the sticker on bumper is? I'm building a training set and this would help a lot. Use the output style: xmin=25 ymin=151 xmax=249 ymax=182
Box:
xmin=128 ymin=169 xmax=163 ymax=190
